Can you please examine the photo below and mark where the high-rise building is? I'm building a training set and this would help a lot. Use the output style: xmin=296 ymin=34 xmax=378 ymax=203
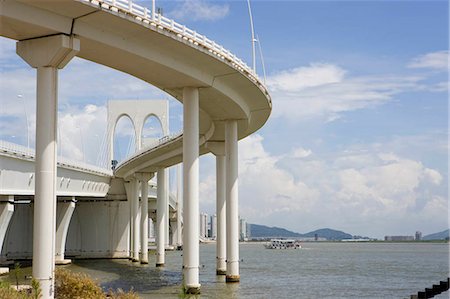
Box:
xmin=211 ymin=214 xmax=217 ymax=239
xmin=239 ymin=218 xmax=247 ymax=241
xmin=415 ymin=231 xmax=422 ymax=241
xmin=199 ymin=212 xmax=208 ymax=238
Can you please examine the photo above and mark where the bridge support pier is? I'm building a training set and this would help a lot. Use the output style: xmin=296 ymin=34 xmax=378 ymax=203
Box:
xmin=131 ymin=179 xmax=140 ymax=262
xmin=17 ymin=34 xmax=79 ymax=299
xmin=0 ymin=197 xmax=14 ymax=273
xmin=182 ymin=87 xmax=201 ymax=294
xmin=55 ymin=198 xmax=76 ymax=264
xmin=216 ymin=153 xmax=227 ymax=275
xmin=206 ymin=142 xmax=227 ymax=275
xmin=156 ymin=169 xmax=167 ymax=267
xmin=137 ymin=173 xmax=152 ymax=264
xmin=165 ymin=172 xmax=170 ymax=249
xmin=225 ymin=120 xmax=240 ymax=283
xmin=176 ymin=164 xmax=183 ymax=248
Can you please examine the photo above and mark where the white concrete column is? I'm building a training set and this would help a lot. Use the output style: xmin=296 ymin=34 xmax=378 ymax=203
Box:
xmin=138 ymin=173 xmax=152 ymax=264
xmin=206 ymin=141 xmax=227 ymax=276
xmin=216 ymin=154 xmax=227 ymax=275
xmin=0 ymin=197 xmax=14 ymax=275
xmin=124 ymin=181 xmax=133 ymax=258
xmin=132 ymin=178 xmax=140 ymax=262
xmin=55 ymin=198 xmax=76 ymax=264
xmin=165 ymin=169 xmax=170 ymax=247
xmin=182 ymin=87 xmax=200 ymax=294
xmin=176 ymin=164 xmax=183 ymax=247
xmin=0 ymin=198 xmax=14 ymax=254
xmin=156 ymin=168 xmax=167 ymax=266
xmin=17 ymin=34 xmax=79 ymax=299
xmin=225 ymin=120 xmax=239 ymax=283
xmin=171 ymin=220 xmax=178 ymax=246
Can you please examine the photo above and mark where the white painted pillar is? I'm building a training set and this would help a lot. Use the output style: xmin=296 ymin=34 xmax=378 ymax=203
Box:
xmin=225 ymin=120 xmax=239 ymax=283
xmin=124 ymin=181 xmax=133 ymax=259
xmin=165 ymin=169 xmax=170 ymax=247
xmin=0 ymin=197 xmax=14 ymax=254
xmin=0 ymin=197 xmax=14 ymax=275
xmin=182 ymin=87 xmax=200 ymax=294
xmin=171 ymin=220 xmax=178 ymax=246
xmin=216 ymin=154 xmax=227 ymax=275
xmin=55 ymin=198 xmax=76 ymax=263
xmin=17 ymin=35 xmax=79 ymax=299
xmin=176 ymin=164 xmax=183 ymax=247
xmin=139 ymin=173 xmax=152 ymax=264
xmin=206 ymin=141 xmax=227 ymax=276
xmin=132 ymin=178 xmax=140 ymax=262
xmin=156 ymin=168 xmax=166 ymax=266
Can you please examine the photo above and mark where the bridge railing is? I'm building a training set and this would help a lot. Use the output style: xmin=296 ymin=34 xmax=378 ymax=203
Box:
xmin=115 ymin=130 xmax=183 ymax=169
xmin=0 ymin=140 xmax=112 ymax=176
xmin=0 ymin=140 xmax=34 ymax=158
xmin=82 ymin=0 xmax=267 ymax=93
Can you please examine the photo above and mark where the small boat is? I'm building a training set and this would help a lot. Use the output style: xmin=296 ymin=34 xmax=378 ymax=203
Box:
xmin=264 ymin=239 xmax=301 ymax=249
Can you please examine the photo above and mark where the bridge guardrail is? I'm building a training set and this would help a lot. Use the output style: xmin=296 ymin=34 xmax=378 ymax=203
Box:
xmin=82 ymin=0 xmax=269 ymax=97
xmin=115 ymin=131 xmax=183 ymax=169
xmin=0 ymin=140 xmax=112 ymax=176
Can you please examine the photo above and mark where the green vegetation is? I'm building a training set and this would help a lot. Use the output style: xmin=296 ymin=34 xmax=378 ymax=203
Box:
xmin=0 ymin=268 xmax=138 ymax=299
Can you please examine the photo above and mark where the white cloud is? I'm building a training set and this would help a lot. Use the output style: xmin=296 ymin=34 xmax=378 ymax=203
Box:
xmin=423 ymin=168 xmax=442 ymax=185
xmin=408 ymin=50 xmax=449 ymax=70
xmin=268 ymin=63 xmax=345 ymax=92
xmin=291 ymin=147 xmax=312 ymax=158
xmin=267 ymin=63 xmax=424 ymax=122
xmin=198 ymin=135 xmax=447 ymax=238
xmin=58 ymin=105 xmax=108 ymax=165
xmin=169 ymin=0 xmax=229 ymax=22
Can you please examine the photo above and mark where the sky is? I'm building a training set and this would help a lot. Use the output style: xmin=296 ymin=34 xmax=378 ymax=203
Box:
xmin=0 ymin=0 xmax=448 ymax=239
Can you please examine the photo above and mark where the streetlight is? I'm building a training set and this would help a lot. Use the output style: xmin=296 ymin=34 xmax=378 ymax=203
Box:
xmin=247 ymin=0 xmax=256 ymax=74
xmin=17 ymin=94 xmax=29 ymax=149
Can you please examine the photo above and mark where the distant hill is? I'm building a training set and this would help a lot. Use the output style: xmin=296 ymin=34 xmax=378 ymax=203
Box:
xmin=302 ymin=228 xmax=352 ymax=240
xmin=423 ymin=229 xmax=449 ymax=240
xmin=249 ymin=224 xmax=302 ymax=238
xmin=249 ymin=224 xmax=352 ymax=240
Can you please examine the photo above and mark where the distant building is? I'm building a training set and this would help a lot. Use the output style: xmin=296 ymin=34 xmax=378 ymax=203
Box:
xmin=415 ymin=231 xmax=422 ymax=241
xmin=385 ymin=235 xmax=414 ymax=241
xmin=211 ymin=214 xmax=217 ymax=239
xmin=239 ymin=218 xmax=247 ymax=241
xmin=199 ymin=212 xmax=208 ymax=238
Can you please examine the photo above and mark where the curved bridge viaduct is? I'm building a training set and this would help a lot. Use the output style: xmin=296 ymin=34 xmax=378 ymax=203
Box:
xmin=0 ymin=0 xmax=271 ymax=296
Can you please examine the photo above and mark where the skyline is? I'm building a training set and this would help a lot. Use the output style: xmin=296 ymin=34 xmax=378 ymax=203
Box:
xmin=0 ymin=0 xmax=448 ymax=239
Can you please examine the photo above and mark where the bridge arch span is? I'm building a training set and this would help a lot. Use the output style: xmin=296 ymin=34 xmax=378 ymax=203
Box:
xmin=107 ymin=100 xmax=168 ymax=165
xmin=111 ymin=114 xmax=137 ymax=163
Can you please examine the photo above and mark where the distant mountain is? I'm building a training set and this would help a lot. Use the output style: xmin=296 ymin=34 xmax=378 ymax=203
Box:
xmin=249 ymin=224 xmax=302 ymax=238
xmin=249 ymin=224 xmax=352 ymax=240
xmin=302 ymin=228 xmax=352 ymax=240
xmin=423 ymin=229 xmax=449 ymax=241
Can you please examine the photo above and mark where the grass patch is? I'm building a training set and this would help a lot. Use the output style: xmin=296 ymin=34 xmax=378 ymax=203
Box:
xmin=0 ymin=268 xmax=138 ymax=299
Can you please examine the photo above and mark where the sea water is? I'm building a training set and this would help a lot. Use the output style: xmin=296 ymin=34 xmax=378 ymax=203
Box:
xmin=65 ymin=242 xmax=449 ymax=298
